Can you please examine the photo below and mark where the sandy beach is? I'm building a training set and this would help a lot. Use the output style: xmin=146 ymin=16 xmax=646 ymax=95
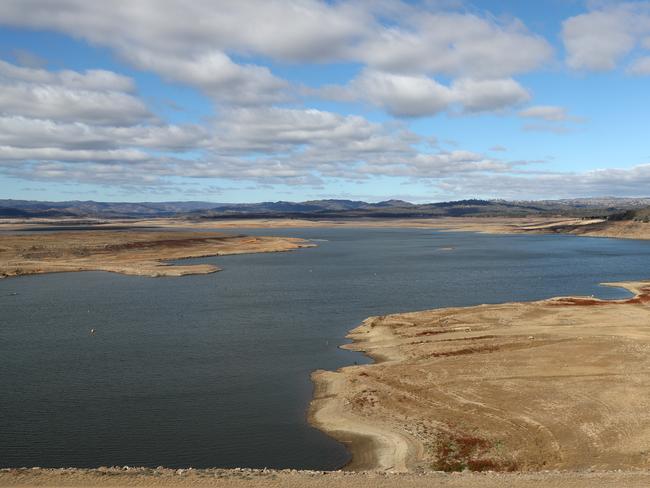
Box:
xmin=0 ymin=230 xmax=313 ymax=279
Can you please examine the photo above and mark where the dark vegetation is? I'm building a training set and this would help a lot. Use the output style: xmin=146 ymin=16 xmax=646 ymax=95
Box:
xmin=607 ymin=207 xmax=650 ymax=222
xmin=431 ymin=431 xmax=517 ymax=472
xmin=2 ymin=197 xmax=650 ymax=220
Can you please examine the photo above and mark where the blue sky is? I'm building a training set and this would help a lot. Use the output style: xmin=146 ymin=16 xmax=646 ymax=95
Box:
xmin=0 ymin=0 xmax=649 ymax=203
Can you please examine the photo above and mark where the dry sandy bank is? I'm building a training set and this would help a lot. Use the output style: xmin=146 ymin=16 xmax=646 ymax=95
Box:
xmin=310 ymin=281 xmax=650 ymax=473
xmin=0 ymin=230 xmax=312 ymax=279
xmin=5 ymin=216 xmax=649 ymax=240
xmin=2 ymin=467 xmax=650 ymax=488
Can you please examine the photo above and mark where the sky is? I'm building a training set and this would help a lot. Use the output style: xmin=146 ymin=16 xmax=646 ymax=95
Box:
xmin=0 ymin=0 xmax=649 ymax=203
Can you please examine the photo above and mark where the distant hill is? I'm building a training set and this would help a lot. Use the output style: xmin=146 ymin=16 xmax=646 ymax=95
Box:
xmin=2 ymin=197 xmax=650 ymax=220
xmin=0 ymin=200 xmax=221 ymax=218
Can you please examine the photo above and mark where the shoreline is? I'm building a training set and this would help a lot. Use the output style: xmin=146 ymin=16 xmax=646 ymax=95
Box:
xmin=309 ymin=281 xmax=650 ymax=473
xmin=309 ymin=318 xmax=421 ymax=472
xmin=0 ymin=230 xmax=314 ymax=279
xmin=4 ymin=218 xmax=650 ymax=478
xmin=5 ymin=215 xmax=650 ymax=240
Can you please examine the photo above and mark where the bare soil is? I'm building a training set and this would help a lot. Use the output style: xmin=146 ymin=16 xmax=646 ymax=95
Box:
xmin=0 ymin=230 xmax=312 ymax=279
xmin=310 ymin=281 xmax=650 ymax=473
xmin=2 ymin=467 xmax=650 ymax=488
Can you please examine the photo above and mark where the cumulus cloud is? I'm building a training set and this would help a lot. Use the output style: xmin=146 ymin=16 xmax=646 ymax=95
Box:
xmin=0 ymin=0 xmax=551 ymax=111
xmin=0 ymin=60 xmax=135 ymax=92
xmin=343 ymin=70 xmax=453 ymax=117
xmin=0 ymin=61 xmax=151 ymax=126
xmin=437 ymin=163 xmax=650 ymax=199
xmin=210 ymin=107 xmax=416 ymax=154
xmin=451 ymin=78 xmax=530 ymax=113
xmin=3 ymin=1 xmax=647 ymax=200
xmin=0 ymin=60 xmax=208 ymax=186
xmin=0 ymin=1 xmax=371 ymax=63
xmin=0 ymin=116 xmax=207 ymax=151
xmin=123 ymin=50 xmax=291 ymax=106
xmin=517 ymin=105 xmax=585 ymax=134
xmin=355 ymin=10 xmax=552 ymax=78
xmin=628 ymin=56 xmax=650 ymax=75
xmin=0 ymin=83 xmax=152 ymax=126
xmin=563 ymin=2 xmax=650 ymax=72
xmin=323 ymin=71 xmax=529 ymax=117
xmin=519 ymin=105 xmax=571 ymax=121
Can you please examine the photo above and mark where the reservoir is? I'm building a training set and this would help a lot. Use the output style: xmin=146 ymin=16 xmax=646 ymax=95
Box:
xmin=1 ymin=227 xmax=649 ymax=469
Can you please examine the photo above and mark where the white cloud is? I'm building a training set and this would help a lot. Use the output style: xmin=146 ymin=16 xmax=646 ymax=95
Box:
xmin=356 ymin=11 xmax=552 ymax=78
xmin=628 ymin=56 xmax=650 ymax=75
xmin=518 ymin=105 xmax=584 ymax=133
xmin=0 ymin=61 xmax=151 ymax=126
xmin=451 ymin=78 xmax=530 ymax=113
xmin=0 ymin=116 xmax=207 ymax=151
xmin=209 ymin=107 xmax=419 ymax=165
xmin=0 ymin=60 xmax=135 ymax=92
xmin=437 ymin=163 xmax=650 ymax=199
xmin=322 ymin=72 xmax=529 ymax=117
xmin=0 ymin=146 xmax=152 ymax=163
xmin=5 ymin=1 xmax=649 ymax=200
xmin=563 ymin=2 xmax=650 ymax=72
xmin=519 ymin=105 xmax=570 ymax=121
xmin=123 ymin=50 xmax=290 ymax=106
xmin=0 ymin=1 xmax=371 ymax=63
xmin=521 ymin=124 xmax=573 ymax=135
xmin=0 ymin=83 xmax=152 ymax=126
xmin=0 ymin=1 xmax=552 ymax=111
xmin=0 ymin=60 xmax=207 ymax=187
xmin=346 ymin=70 xmax=453 ymax=117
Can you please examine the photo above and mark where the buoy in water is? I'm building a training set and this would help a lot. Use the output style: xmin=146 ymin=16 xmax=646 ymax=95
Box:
xmin=90 ymin=329 xmax=96 ymax=335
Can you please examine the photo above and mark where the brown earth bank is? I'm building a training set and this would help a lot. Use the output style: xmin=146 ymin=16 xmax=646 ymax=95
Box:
xmin=3 ymin=216 xmax=650 ymax=240
xmin=310 ymin=281 xmax=650 ymax=473
xmin=0 ymin=230 xmax=313 ymax=279
xmin=2 ymin=467 xmax=650 ymax=488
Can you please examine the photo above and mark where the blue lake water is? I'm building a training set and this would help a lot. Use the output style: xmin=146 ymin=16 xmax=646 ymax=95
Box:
xmin=1 ymin=227 xmax=649 ymax=469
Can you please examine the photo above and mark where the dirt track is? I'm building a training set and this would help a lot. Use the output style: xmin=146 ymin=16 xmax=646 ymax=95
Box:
xmin=2 ymin=467 xmax=650 ymax=488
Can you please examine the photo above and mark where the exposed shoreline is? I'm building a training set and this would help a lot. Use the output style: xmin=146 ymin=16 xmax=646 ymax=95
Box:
xmin=309 ymin=281 xmax=650 ymax=473
xmin=5 ymin=215 xmax=650 ymax=240
xmin=0 ymin=230 xmax=313 ymax=279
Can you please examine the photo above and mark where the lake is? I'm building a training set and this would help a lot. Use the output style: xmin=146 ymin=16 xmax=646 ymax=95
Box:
xmin=1 ymin=227 xmax=649 ymax=469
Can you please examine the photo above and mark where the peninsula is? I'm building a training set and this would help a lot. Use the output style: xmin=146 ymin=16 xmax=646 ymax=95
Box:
xmin=310 ymin=281 xmax=650 ymax=472
xmin=0 ymin=230 xmax=313 ymax=279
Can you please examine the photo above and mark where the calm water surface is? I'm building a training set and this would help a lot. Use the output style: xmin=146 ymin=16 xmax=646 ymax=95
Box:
xmin=1 ymin=228 xmax=650 ymax=469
